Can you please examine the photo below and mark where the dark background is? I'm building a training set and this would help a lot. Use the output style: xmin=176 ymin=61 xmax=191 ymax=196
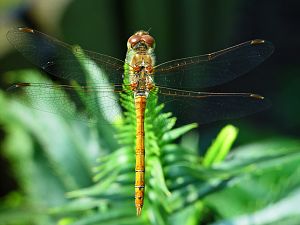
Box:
xmin=0 ymin=0 xmax=299 ymax=199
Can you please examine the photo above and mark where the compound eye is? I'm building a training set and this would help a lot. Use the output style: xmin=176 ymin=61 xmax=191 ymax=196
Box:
xmin=128 ymin=35 xmax=141 ymax=47
xmin=141 ymin=35 xmax=155 ymax=47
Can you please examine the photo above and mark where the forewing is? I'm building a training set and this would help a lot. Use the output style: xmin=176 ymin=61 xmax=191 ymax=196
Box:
xmin=155 ymin=40 xmax=274 ymax=89
xmin=7 ymin=28 xmax=125 ymax=85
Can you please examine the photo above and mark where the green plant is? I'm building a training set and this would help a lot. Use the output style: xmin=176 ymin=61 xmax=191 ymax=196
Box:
xmin=1 ymin=50 xmax=300 ymax=225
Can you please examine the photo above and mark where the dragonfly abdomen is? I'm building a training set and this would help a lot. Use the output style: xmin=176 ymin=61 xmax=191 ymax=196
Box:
xmin=134 ymin=95 xmax=146 ymax=216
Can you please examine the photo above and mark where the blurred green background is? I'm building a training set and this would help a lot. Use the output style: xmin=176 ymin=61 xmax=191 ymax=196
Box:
xmin=0 ymin=0 xmax=300 ymax=225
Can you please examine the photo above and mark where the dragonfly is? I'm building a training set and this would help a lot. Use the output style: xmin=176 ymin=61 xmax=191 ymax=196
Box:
xmin=7 ymin=27 xmax=274 ymax=216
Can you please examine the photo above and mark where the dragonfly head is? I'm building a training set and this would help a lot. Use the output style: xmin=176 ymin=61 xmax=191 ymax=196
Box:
xmin=127 ymin=30 xmax=155 ymax=52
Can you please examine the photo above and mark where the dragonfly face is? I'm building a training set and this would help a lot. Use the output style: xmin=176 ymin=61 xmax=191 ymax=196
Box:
xmin=127 ymin=31 xmax=156 ymax=97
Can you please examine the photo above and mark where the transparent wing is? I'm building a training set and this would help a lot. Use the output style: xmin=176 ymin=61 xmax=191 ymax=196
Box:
xmin=157 ymin=86 xmax=270 ymax=124
xmin=6 ymin=28 xmax=125 ymax=85
xmin=154 ymin=40 xmax=274 ymax=89
xmin=8 ymin=82 xmax=125 ymax=124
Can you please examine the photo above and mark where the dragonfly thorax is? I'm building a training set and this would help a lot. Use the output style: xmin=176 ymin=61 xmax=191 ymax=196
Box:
xmin=129 ymin=56 xmax=155 ymax=97
xmin=126 ymin=31 xmax=156 ymax=97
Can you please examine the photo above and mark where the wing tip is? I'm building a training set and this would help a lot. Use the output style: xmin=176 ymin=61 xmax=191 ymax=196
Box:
xmin=251 ymin=39 xmax=265 ymax=45
xmin=7 ymin=82 xmax=31 ymax=91
xmin=250 ymin=39 xmax=274 ymax=48
xmin=250 ymin=93 xmax=264 ymax=100
xmin=7 ymin=27 xmax=34 ymax=35
xmin=18 ymin=27 xmax=34 ymax=33
xmin=7 ymin=27 xmax=34 ymax=42
xmin=250 ymin=39 xmax=274 ymax=57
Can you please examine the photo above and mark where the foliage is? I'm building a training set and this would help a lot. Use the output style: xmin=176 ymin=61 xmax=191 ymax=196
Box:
xmin=0 ymin=51 xmax=300 ymax=225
